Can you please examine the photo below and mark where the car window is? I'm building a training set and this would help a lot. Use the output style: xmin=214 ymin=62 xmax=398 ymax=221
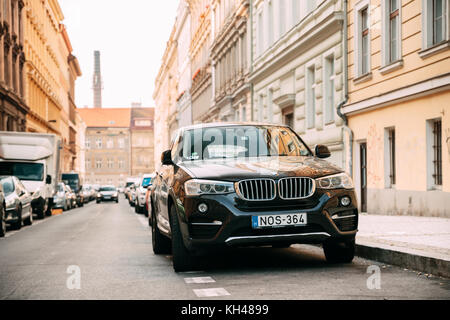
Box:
xmin=180 ymin=126 xmax=311 ymax=161
xmin=0 ymin=177 xmax=15 ymax=196
xmin=142 ymin=177 xmax=152 ymax=187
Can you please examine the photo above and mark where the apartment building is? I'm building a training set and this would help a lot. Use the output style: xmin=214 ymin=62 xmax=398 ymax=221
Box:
xmin=250 ymin=0 xmax=349 ymax=169
xmin=130 ymin=107 xmax=155 ymax=175
xmin=343 ymin=0 xmax=450 ymax=217
xmin=0 ymin=0 xmax=29 ymax=132
xmin=79 ymin=108 xmax=131 ymax=187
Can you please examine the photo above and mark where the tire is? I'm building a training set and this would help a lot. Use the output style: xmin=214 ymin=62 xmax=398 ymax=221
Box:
xmin=36 ymin=200 xmax=46 ymax=219
xmin=323 ymin=238 xmax=355 ymax=264
xmin=152 ymin=209 xmax=171 ymax=254
xmin=170 ymin=205 xmax=197 ymax=272
xmin=12 ymin=206 xmax=22 ymax=230
xmin=24 ymin=209 xmax=33 ymax=226
xmin=135 ymin=203 xmax=139 ymax=213
xmin=44 ymin=199 xmax=51 ymax=217
xmin=0 ymin=203 xmax=6 ymax=237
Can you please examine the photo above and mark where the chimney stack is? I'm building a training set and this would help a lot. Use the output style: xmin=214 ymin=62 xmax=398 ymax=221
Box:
xmin=93 ymin=50 xmax=103 ymax=108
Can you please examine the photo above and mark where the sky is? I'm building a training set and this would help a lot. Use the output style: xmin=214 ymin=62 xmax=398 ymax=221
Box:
xmin=58 ymin=0 xmax=179 ymax=109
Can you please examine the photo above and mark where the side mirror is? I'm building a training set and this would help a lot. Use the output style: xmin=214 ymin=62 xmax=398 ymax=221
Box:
xmin=315 ymin=145 xmax=331 ymax=159
xmin=161 ymin=150 xmax=173 ymax=165
xmin=46 ymin=175 xmax=52 ymax=184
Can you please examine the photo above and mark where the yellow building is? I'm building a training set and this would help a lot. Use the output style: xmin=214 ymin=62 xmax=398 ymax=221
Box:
xmin=23 ymin=0 xmax=81 ymax=172
xmin=343 ymin=0 xmax=450 ymax=217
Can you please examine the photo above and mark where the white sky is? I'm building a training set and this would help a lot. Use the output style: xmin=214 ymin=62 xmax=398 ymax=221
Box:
xmin=59 ymin=0 xmax=179 ymax=108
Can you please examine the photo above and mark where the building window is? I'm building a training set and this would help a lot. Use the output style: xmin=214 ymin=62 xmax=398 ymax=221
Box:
xmin=95 ymin=159 xmax=102 ymax=169
xmin=361 ymin=7 xmax=370 ymax=75
xmin=283 ymin=106 xmax=294 ymax=129
xmin=95 ymin=138 xmax=102 ymax=149
xmin=385 ymin=127 xmax=396 ymax=187
xmin=85 ymin=139 xmax=90 ymax=149
xmin=135 ymin=120 xmax=151 ymax=127
xmin=432 ymin=119 xmax=443 ymax=186
xmin=118 ymin=138 xmax=124 ymax=149
xmin=324 ymin=55 xmax=335 ymax=124
xmin=306 ymin=65 xmax=316 ymax=129
xmin=427 ymin=118 xmax=443 ymax=189
xmin=118 ymin=159 xmax=124 ymax=169
xmin=107 ymin=138 xmax=114 ymax=149
xmin=107 ymin=158 xmax=114 ymax=169
xmin=258 ymin=95 xmax=264 ymax=122
xmin=422 ymin=0 xmax=449 ymax=52
xmin=389 ymin=0 xmax=400 ymax=63
xmin=257 ymin=10 xmax=264 ymax=55
xmin=85 ymin=159 xmax=91 ymax=170
xmin=268 ymin=0 xmax=274 ymax=46
xmin=241 ymin=106 xmax=247 ymax=122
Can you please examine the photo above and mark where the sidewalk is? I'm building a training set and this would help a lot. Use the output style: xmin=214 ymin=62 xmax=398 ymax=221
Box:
xmin=355 ymin=214 xmax=450 ymax=278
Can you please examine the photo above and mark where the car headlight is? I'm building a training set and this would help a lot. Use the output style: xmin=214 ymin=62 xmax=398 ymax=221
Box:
xmin=184 ymin=179 xmax=235 ymax=196
xmin=113 ymin=192 xmax=118 ymax=197
xmin=97 ymin=193 xmax=101 ymax=197
xmin=32 ymin=189 xmax=41 ymax=200
xmin=5 ymin=198 xmax=14 ymax=208
xmin=316 ymin=173 xmax=354 ymax=189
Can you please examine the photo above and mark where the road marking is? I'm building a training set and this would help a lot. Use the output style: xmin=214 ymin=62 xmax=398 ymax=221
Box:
xmin=193 ymin=288 xmax=230 ymax=298
xmin=184 ymin=277 xmax=216 ymax=284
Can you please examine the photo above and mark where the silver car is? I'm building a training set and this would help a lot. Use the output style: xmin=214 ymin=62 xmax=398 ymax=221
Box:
xmin=0 ymin=176 xmax=33 ymax=230
xmin=53 ymin=182 xmax=72 ymax=211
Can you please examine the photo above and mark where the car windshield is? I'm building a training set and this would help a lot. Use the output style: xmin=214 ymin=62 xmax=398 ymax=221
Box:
xmin=0 ymin=177 xmax=15 ymax=196
xmin=177 ymin=125 xmax=311 ymax=161
xmin=142 ymin=177 xmax=152 ymax=187
xmin=100 ymin=187 xmax=116 ymax=192
xmin=0 ymin=162 xmax=44 ymax=181
xmin=61 ymin=174 xmax=79 ymax=191
xmin=57 ymin=184 xmax=65 ymax=192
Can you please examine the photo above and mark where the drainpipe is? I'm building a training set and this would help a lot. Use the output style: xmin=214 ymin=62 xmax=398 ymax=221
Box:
xmin=336 ymin=0 xmax=353 ymax=176
xmin=249 ymin=0 xmax=254 ymax=122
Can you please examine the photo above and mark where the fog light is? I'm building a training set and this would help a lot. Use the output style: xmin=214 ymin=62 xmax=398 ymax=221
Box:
xmin=198 ymin=203 xmax=208 ymax=213
xmin=340 ymin=196 xmax=351 ymax=207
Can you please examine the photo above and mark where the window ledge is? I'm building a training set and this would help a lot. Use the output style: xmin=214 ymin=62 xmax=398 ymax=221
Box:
xmin=353 ymin=72 xmax=373 ymax=85
xmin=379 ymin=60 xmax=404 ymax=75
xmin=419 ymin=41 xmax=450 ymax=59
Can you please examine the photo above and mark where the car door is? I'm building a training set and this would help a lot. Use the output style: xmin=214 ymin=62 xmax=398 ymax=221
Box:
xmin=15 ymin=177 xmax=32 ymax=216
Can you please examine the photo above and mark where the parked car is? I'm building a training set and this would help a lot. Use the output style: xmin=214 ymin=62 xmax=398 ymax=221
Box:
xmin=0 ymin=176 xmax=33 ymax=230
xmin=135 ymin=173 xmax=155 ymax=215
xmin=0 ymin=183 xmax=5 ymax=237
xmin=96 ymin=185 xmax=119 ymax=203
xmin=128 ymin=184 xmax=136 ymax=206
xmin=81 ymin=184 xmax=94 ymax=203
xmin=150 ymin=123 xmax=359 ymax=272
xmin=53 ymin=182 xmax=72 ymax=211
xmin=61 ymin=172 xmax=84 ymax=207
xmin=65 ymin=185 xmax=77 ymax=209
xmin=145 ymin=184 xmax=154 ymax=226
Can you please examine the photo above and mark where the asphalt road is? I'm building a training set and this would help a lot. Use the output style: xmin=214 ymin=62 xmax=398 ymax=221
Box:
xmin=0 ymin=197 xmax=449 ymax=300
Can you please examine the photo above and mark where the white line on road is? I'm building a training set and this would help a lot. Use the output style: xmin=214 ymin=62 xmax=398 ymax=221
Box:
xmin=184 ymin=277 xmax=216 ymax=284
xmin=193 ymin=288 xmax=231 ymax=298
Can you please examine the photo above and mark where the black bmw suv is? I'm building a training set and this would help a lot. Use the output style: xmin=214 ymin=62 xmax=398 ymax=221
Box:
xmin=150 ymin=123 xmax=358 ymax=272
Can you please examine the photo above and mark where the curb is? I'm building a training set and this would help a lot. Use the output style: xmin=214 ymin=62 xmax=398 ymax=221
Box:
xmin=355 ymin=243 xmax=450 ymax=278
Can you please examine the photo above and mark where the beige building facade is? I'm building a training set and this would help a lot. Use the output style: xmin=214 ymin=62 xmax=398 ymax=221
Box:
xmin=153 ymin=24 xmax=178 ymax=170
xmin=0 ymin=0 xmax=29 ymax=132
xmin=343 ymin=0 xmax=450 ymax=217
xmin=130 ymin=107 xmax=155 ymax=175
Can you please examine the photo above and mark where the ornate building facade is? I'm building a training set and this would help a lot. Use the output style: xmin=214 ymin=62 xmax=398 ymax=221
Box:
xmin=153 ymin=23 xmax=178 ymax=170
xmin=0 ymin=0 xmax=29 ymax=132
xmin=130 ymin=106 xmax=155 ymax=175
xmin=189 ymin=0 xmax=213 ymax=124
xmin=208 ymin=0 xmax=251 ymax=122
xmin=23 ymin=0 xmax=81 ymax=173
xmin=250 ymin=0 xmax=348 ymax=169
xmin=343 ymin=0 xmax=450 ymax=216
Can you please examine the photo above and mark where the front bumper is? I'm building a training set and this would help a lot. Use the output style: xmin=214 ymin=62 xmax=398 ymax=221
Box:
xmin=97 ymin=195 xmax=118 ymax=202
xmin=176 ymin=189 xmax=358 ymax=251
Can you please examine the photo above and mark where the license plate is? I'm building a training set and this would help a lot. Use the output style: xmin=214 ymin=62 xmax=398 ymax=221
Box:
xmin=252 ymin=213 xmax=307 ymax=229
xmin=104 ymin=196 xmax=110 ymax=199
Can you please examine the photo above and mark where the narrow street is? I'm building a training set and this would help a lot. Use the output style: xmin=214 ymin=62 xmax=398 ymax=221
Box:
xmin=0 ymin=199 xmax=448 ymax=300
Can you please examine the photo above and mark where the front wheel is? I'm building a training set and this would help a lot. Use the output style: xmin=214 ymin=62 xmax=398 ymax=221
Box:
xmin=0 ymin=203 xmax=6 ymax=237
xmin=323 ymin=238 xmax=355 ymax=264
xmin=24 ymin=210 xmax=33 ymax=226
xmin=12 ymin=206 xmax=22 ymax=230
xmin=152 ymin=210 xmax=171 ymax=254
xmin=170 ymin=206 xmax=197 ymax=272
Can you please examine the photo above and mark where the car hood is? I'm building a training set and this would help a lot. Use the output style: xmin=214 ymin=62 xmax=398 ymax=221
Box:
xmin=99 ymin=191 xmax=116 ymax=196
xmin=179 ymin=156 xmax=343 ymax=181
